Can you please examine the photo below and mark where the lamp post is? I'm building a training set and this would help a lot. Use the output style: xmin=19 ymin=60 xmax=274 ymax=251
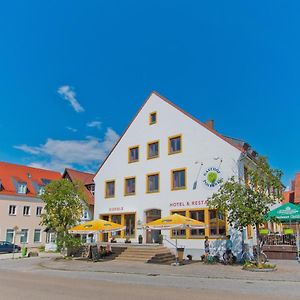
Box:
xmin=12 ymin=226 xmax=19 ymax=259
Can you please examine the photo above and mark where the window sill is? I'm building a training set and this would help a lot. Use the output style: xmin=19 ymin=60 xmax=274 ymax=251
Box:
xmin=124 ymin=193 xmax=136 ymax=197
xmin=146 ymin=190 xmax=160 ymax=194
xmin=168 ymin=151 xmax=182 ymax=155
xmin=128 ymin=160 xmax=139 ymax=164
xmin=171 ymin=187 xmax=186 ymax=191
xmin=105 ymin=196 xmax=115 ymax=199
xmin=147 ymin=155 xmax=159 ymax=160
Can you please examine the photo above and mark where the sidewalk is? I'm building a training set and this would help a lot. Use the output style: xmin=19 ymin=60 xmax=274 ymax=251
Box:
xmin=39 ymin=258 xmax=300 ymax=282
xmin=0 ymin=252 xmax=61 ymax=260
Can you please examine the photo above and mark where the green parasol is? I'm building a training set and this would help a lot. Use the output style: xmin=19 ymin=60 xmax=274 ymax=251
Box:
xmin=267 ymin=203 xmax=300 ymax=262
xmin=267 ymin=203 xmax=300 ymax=222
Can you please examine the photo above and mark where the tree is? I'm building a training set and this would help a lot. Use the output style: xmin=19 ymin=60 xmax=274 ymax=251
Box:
xmin=207 ymin=156 xmax=283 ymax=262
xmin=41 ymin=179 xmax=86 ymax=255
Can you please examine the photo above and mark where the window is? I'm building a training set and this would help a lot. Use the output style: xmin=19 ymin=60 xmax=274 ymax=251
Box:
xmin=128 ymin=146 xmax=139 ymax=163
xmin=17 ymin=183 xmax=27 ymax=194
xmin=209 ymin=210 xmax=226 ymax=237
xmin=171 ymin=211 xmax=186 ymax=237
xmin=105 ymin=180 xmax=115 ymax=198
xmin=82 ymin=209 xmax=89 ymax=220
xmin=23 ymin=206 xmax=30 ymax=216
xmin=36 ymin=206 xmax=42 ymax=216
xmin=125 ymin=214 xmax=135 ymax=237
xmin=146 ymin=173 xmax=159 ymax=193
xmin=124 ymin=177 xmax=136 ymax=196
xmin=87 ymin=184 xmax=95 ymax=196
xmin=38 ymin=186 xmax=45 ymax=195
xmin=34 ymin=229 xmax=41 ymax=243
xmin=190 ymin=210 xmax=205 ymax=237
xmin=149 ymin=112 xmax=157 ymax=125
xmin=111 ymin=215 xmax=122 ymax=237
xmin=20 ymin=229 xmax=28 ymax=244
xmin=168 ymin=135 xmax=182 ymax=155
xmin=6 ymin=229 xmax=14 ymax=243
xmin=147 ymin=141 xmax=159 ymax=159
xmin=171 ymin=168 xmax=186 ymax=190
xmin=9 ymin=205 xmax=16 ymax=216
xmin=46 ymin=232 xmax=56 ymax=244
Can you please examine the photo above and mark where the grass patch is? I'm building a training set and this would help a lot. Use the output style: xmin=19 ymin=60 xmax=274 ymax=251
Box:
xmin=243 ymin=261 xmax=276 ymax=270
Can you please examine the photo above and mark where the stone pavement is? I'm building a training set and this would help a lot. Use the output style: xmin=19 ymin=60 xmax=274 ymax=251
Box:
xmin=37 ymin=257 xmax=300 ymax=282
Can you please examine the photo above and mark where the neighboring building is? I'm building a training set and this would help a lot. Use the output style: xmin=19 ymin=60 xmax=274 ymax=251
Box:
xmin=283 ymin=173 xmax=300 ymax=204
xmin=63 ymin=168 xmax=95 ymax=243
xmin=93 ymin=91 xmax=264 ymax=258
xmin=0 ymin=162 xmax=61 ymax=248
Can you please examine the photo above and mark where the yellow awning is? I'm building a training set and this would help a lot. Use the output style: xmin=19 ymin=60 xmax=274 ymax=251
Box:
xmin=144 ymin=213 xmax=206 ymax=230
xmin=69 ymin=219 xmax=126 ymax=234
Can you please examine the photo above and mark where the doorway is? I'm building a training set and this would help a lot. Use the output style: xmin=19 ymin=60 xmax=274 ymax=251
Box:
xmin=145 ymin=209 xmax=161 ymax=243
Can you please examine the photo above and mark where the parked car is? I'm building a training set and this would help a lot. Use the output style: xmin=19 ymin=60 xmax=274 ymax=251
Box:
xmin=0 ymin=241 xmax=21 ymax=253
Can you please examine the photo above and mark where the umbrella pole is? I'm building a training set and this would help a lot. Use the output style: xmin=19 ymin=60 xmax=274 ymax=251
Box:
xmin=176 ymin=238 xmax=178 ymax=265
xmin=297 ymin=222 xmax=300 ymax=263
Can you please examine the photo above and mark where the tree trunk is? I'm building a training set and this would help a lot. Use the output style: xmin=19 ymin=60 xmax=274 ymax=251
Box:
xmin=255 ymin=224 xmax=261 ymax=264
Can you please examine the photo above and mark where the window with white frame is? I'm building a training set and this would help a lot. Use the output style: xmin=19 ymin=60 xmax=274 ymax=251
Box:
xmin=9 ymin=205 xmax=16 ymax=216
xmin=87 ymin=184 xmax=95 ymax=196
xmin=20 ymin=229 xmax=28 ymax=244
xmin=36 ymin=206 xmax=43 ymax=216
xmin=17 ymin=183 xmax=27 ymax=194
xmin=34 ymin=229 xmax=41 ymax=243
xmin=6 ymin=229 xmax=14 ymax=243
xmin=23 ymin=206 xmax=30 ymax=216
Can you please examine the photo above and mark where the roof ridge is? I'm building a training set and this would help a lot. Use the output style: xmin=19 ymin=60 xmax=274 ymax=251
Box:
xmin=0 ymin=161 xmax=61 ymax=174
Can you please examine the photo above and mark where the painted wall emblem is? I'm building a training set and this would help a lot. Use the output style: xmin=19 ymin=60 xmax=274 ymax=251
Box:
xmin=203 ymin=167 xmax=222 ymax=188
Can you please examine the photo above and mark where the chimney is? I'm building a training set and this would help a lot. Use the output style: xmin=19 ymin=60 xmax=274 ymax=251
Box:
xmin=205 ymin=120 xmax=214 ymax=130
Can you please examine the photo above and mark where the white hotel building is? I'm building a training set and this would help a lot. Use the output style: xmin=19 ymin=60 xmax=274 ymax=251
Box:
xmin=94 ymin=92 xmax=256 ymax=257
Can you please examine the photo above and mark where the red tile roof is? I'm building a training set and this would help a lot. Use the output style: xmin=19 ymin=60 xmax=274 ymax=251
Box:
xmin=0 ymin=161 xmax=61 ymax=197
xmin=62 ymin=168 xmax=94 ymax=205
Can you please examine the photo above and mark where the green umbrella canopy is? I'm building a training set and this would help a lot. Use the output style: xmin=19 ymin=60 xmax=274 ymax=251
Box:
xmin=267 ymin=203 xmax=300 ymax=223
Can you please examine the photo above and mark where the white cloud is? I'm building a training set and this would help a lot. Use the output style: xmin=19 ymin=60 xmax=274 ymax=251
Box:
xmin=66 ymin=126 xmax=78 ymax=132
xmin=86 ymin=121 xmax=102 ymax=129
xmin=58 ymin=85 xmax=84 ymax=113
xmin=14 ymin=128 xmax=119 ymax=172
xmin=14 ymin=144 xmax=40 ymax=155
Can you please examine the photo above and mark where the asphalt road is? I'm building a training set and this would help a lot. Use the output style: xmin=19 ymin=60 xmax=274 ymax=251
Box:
xmin=0 ymin=257 xmax=299 ymax=300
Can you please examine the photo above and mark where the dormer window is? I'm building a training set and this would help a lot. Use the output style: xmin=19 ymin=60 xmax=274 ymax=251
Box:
xmin=17 ymin=183 xmax=27 ymax=194
xmin=38 ymin=186 xmax=45 ymax=195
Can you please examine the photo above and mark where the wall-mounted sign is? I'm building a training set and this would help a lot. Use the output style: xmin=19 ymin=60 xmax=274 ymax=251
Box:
xmin=169 ymin=200 xmax=208 ymax=208
xmin=203 ymin=167 xmax=222 ymax=188
xmin=109 ymin=207 xmax=124 ymax=212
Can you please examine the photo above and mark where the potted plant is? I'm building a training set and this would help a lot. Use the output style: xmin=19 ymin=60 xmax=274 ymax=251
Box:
xmin=158 ymin=234 xmax=163 ymax=244
xmin=138 ymin=234 xmax=143 ymax=244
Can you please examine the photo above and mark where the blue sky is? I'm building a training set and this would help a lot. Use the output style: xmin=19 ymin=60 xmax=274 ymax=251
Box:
xmin=0 ymin=1 xmax=299 ymax=186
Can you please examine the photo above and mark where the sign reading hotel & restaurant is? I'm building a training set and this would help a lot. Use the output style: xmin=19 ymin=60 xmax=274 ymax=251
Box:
xmin=203 ymin=167 xmax=222 ymax=188
xmin=169 ymin=200 xmax=208 ymax=208
xmin=109 ymin=207 xmax=124 ymax=212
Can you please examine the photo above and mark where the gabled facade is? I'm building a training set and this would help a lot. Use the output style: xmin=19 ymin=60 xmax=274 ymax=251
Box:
xmin=62 ymin=168 xmax=95 ymax=222
xmin=0 ymin=162 xmax=61 ymax=248
xmin=94 ymin=92 xmax=258 ymax=258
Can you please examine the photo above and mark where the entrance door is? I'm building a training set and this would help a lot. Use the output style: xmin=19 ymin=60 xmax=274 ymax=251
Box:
xmin=101 ymin=215 xmax=109 ymax=242
xmin=145 ymin=209 xmax=161 ymax=243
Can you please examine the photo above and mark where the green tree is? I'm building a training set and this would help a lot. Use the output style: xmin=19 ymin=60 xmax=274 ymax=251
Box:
xmin=208 ymin=156 xmax=283 ymax=261
xmin=41 ymin=179 xmax=86 ymax=256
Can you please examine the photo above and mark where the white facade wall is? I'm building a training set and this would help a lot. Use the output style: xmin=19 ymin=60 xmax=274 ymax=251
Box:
xmin=94 ymin=93 xmax=244 ymax=259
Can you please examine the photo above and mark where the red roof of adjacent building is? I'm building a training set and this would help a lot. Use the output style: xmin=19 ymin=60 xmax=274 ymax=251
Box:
xmin=62 ymin=168 xmax=94 ymax=205
xmin=0 ymin=161 xmax=61 ymax=197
